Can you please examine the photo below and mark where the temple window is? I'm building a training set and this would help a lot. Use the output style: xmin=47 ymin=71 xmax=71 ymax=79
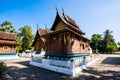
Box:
xmin=82 ymin=44 xmax=84 ymax=49
xmin=3 ymin=46 xmax=8 ymax=51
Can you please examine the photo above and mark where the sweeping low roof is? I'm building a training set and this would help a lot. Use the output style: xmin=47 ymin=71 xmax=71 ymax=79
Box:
xmin=0 ymin=31 xmax=16 ymax=41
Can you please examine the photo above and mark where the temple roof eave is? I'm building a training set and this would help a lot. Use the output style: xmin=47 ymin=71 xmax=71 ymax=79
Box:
xmin=32 ymin=29 xmax=40 ymax=46
xmin=41 ymin=28 xmax=89 ymax=41
xmin=0 ymin=31 xmax=16 ymax=41
xmin=0 ymin=40 xmax=17 ymax=45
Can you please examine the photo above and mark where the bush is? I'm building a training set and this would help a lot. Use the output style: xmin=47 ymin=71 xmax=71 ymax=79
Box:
xmin=105 ymin=45 xmax=116 ymax=54
xmin=70 ymin=58 xmax=74 ymax=62
xmin=83 ymin=56 xmax=86 ymax=60
xmin=0 ymin=61 xmax=6 ymax=76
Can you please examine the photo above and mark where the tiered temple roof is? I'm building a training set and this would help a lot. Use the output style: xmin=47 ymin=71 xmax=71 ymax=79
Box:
xmin=32 ymin=11 xmax=89 ymax=47
xmin=0 ymin=31 xmax=17 ymax=45
xmin=0 ymin=31 xmax=16 ymax=41
xmin=32 ymin=28 xmax=52 ymax=46
xmin=51 ymin=12 xmax=85 ymax=35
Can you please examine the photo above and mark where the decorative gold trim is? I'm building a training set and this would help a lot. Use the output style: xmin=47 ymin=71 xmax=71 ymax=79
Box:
xmin=64 ymin=32 xmax=66 ymax=44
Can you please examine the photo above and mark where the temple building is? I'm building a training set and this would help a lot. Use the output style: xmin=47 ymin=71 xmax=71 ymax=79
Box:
xmin=32 ymin=11 xmax=89 ymax=56
xmin=30 ymin=10 xmax=96 ymax=76
xmin=0 ymin=31 xmax=17 ymax=53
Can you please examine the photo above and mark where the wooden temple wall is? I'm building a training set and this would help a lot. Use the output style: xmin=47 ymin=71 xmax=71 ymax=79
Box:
xmin=44 ymin=31 xmax=89 ymax=54
xmin=35 ymin=37 xmax=45 ymax=51
xmin=68 ymin=33 xmax=89 ymax=53
xmin=0 ymin=46 xmax=3 ymax=52
xmin=45 ymin=34 xmax=65 ymax=53
xmin=0 ymin=45 xmax=16 ymax=53
xmin=71 ymin=39 xmax=81 ymax=53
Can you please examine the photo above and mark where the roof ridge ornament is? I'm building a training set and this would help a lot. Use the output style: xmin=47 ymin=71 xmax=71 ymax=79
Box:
xmin=55 ymin=6 xmax=58 ymax=14
xmin=62 ymin=8 xmax=70 ymax=23
xmin=62 ymin=8 xmax=66 ymax=18
xmin=45 ymin=24 xmax=48 ymax=33
xmin=36 ymin=24 xmax=39 ymax=29
xmin=62 ymin=8 xmax=64 ymax=14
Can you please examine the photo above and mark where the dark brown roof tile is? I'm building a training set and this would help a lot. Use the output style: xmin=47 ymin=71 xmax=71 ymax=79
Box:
xmin=38 ymin=28 xmax=52 ymax=36
xmin=0 ymin=31 xmax=16 ymax=41
xmin=0 ymin=40 xmax=17 ymax=45
xmin=51 ymin=12 xmax=85 ymax=35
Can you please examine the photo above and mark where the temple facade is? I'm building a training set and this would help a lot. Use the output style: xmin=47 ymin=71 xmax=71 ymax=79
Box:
xmin=0 ymin=31 xmax=17 ymax=53
xmin=32 ymin=11 xmax=89 ymax=55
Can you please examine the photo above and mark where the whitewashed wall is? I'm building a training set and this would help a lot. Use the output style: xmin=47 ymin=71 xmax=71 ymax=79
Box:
xmin=29 ymin=54 xmax=99 ymax=76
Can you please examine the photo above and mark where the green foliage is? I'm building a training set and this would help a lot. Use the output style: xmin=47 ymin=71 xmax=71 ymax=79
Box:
xmin=103 ymin=29 xmax=117 ymax=53
xmin=70 ymin=58 xmax=74 ymax=62
xmin=83 ymin=56 xmax=86 ymax=60
xmin=16 ymin=33 xmax=22 ymax=53
xmin=106 ymin=45 xmax=116 ymax=54
xmin=90 ymin=29 xmax=117 ymax=54
xmin=0 ymin=21 xmax=18 ymax=52
xmin=0 ymin=21 xmax=16 ymax=33
xmin=0 ymin=61 xmax=6 ymax=73
xmin=18 ymin=25 xmax=34 ymax=52
xmin=90 ymin=34 xmax=102 ymax=53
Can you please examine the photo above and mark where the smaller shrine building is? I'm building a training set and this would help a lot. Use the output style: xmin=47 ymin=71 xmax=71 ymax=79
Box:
xmin=0 ymin=31 xmax=17 ymax=53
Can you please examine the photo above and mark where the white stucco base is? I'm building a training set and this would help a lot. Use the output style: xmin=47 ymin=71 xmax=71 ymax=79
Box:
xmin=29 ymin=55 xmax=99 ymax=76
xmin=0 ymin=55 xmax=19 ymax=60
xmin=30 ymin=60 xmax=73 ymax=75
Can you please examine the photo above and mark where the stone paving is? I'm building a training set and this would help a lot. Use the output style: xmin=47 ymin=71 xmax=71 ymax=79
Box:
xmin=1 ymin=54 xmax=120 ymax=80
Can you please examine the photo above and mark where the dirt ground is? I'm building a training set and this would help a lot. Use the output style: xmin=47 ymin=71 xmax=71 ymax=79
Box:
xmin=1 ymin=54 xmax=120 ymax=80
xmin=76 ymin=54 xmax=120 ymax=80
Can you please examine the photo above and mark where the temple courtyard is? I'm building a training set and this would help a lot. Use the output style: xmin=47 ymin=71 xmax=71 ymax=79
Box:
xmin=1 ymin=54 xmax=120 ymax=80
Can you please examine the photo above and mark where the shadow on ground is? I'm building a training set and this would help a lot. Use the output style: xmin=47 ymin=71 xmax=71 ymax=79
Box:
xmin=6 ymin=58 xmax=120 ymax=80
xmin=7 ymin=61 xmax=70 ymax=80
xmin=102 ymin=57 xmax=120 ymax=65
xmin=77 ymin=67 xmax=120 ymax=80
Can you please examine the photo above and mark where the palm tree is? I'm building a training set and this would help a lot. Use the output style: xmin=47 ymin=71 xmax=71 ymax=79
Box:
xmin=0 ymin=21 xmax=16 ymax=33
xmin=103 ymin=29 xmax=117 ymax=53
xmin=103 ymin=29 xmax=114 ymax=42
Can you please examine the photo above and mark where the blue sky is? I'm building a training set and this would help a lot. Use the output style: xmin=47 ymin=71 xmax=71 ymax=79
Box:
xmin=0 ymin=0 xmax=120 ymax=42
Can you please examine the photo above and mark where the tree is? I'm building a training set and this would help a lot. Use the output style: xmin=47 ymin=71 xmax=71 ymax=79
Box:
xmin=90 ymin=29 xmax=117 ymax=54
xmin=0 ymin=21 xmax=16 ymax=33
xmin=103 ymin=29 xmax=117 ymax=53
xmin=90 ymin=34 xmax=102 ymax=53
xmin=18 ymin=25 xmax=34 ymax=52
xmin=16 ymin=33 xmax=22 ymax=53
xmin=105 ymin=42 xmax=117 ymax=53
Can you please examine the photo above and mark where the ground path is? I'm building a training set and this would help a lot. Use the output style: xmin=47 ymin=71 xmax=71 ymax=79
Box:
xmin=1 ymin=54 xmax=120 ymax=80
